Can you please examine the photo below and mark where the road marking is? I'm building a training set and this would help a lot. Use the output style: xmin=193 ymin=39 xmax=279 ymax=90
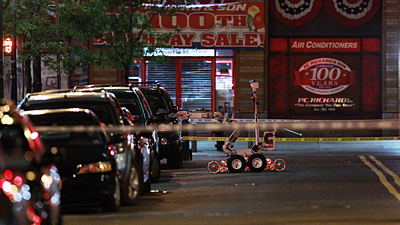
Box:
xmin=359 ymin=156 xmax=400 ymax=202
xmin=369 ymin=156 xmax=400 ymax=188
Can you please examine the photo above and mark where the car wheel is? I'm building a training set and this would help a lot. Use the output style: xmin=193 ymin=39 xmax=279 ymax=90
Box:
xmin=150 ymin=151 xmax=161 ymax=183
xmin=227 ymin=155 xmax=246 ymax=173
xmin=167 ymin=149 xmax=183 ymax=169
xmin=102 ymin=176 xmax=120 ymax=212
xmin=121 ymin=160 xmax=141 ymax=206
xmin=143 ymin=175 xmax=151 ymax=194
xmin=248 ymin=154 xmax=267 ymax=172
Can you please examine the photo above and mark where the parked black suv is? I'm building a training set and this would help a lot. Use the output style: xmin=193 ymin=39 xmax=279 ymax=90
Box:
xmin=133 ymin=83 xmax=185 ymax=169
xmin=72 ymin=85 xmax=162 ymax=183
xmin=18 ymin=91 xmax=144 ymax=205
xmin=21 ymin=108 xmax=120 ymax=212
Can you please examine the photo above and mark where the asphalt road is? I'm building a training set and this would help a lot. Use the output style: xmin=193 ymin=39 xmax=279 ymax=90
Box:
xmin=62 ymin=141 xmax=400 ymax=225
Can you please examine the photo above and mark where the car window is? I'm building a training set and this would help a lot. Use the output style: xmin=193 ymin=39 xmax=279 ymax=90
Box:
xmin=38 ymin=131 xmax=104 ymax=145
xmin=109 ymin=90 xmax=148 ymax=120
xmin=22 ymin=101 xmax=118 ymax=126
xmin=137 ymin=91 xmax=153 ymax=119
xmin=143 ymin=91 xmax=172 ymax=114
xmin=28 ymin=113 xmax=98 ymax=126
xmin=120 ymin=103 xmax=142 ymax=121
xmin=27 ymin=113 xmax=107 ymax=145
xmin=0 ymin=124 xmax=30 ymax=156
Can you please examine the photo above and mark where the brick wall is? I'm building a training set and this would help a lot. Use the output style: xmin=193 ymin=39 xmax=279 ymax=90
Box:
xmin=235 ymin=0 xmax=268 ymax=119
xmin=90 ymin=66 xmax=121 ymax=84
xmin=235 ymin=50 xmax=266 ymax=118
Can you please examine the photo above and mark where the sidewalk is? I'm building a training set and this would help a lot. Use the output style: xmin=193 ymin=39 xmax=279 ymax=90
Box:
xmin=190 ymin=140 xmax=400 ymax=153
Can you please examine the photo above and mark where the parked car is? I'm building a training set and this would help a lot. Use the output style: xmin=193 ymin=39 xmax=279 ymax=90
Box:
xmin=134 ymin=82 xmax=185 ymax=168
xmin=0 ymin=99 xmax=62 ymax=224
xmin=21 ymin=108 xmax=120 ymax=212
xmin=73 ymin=85 xmax=163 ymax=183
xmin=18 ymin=91 xmax=144 ymax=205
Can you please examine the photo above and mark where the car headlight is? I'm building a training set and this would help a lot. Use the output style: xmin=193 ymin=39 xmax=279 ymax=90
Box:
xmin=77 ymin=162 xmax=113 ymax=175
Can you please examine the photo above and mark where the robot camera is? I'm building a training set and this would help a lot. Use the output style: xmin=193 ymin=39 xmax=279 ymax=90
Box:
xmin=249 ymin=80 xmax=259 ymax=89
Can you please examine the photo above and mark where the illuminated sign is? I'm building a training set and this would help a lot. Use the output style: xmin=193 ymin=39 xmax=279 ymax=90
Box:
xmin=146 ymin=48 xmax=215 ymax=57
xmin=290 ymin=38 xmax=361 ymax=53
xmin=3 ymin=38 xmax=12 ymax=54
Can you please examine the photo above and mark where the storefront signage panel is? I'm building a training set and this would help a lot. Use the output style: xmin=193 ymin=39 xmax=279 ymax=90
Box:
xmin=93 ymin=2 xmax=265 ymax=49
xmin=269 ymin=37 xmax=381 ymax=119
xmin=147 ymin=48 xmax=215 ymax=57
xmin=290 ymin=38 xmax=361 ymax=53
xmin=289 ymin=55 xmax=360 ymax=119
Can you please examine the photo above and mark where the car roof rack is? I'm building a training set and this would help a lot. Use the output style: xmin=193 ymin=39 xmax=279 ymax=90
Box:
xmin=73 ymin=82 xmax=162 ymax=91
xmin=129 ymin=82 xmax=161 ymax=89
xmin=73 ymin=83 xmax=137 ymax=91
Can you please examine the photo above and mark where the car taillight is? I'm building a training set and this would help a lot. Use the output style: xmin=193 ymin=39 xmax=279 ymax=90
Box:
xmin=108 ymin=145 xmax=116 ymax=156
xmin=30 ymin=131 xmax=39 ymax=140
xmin=108 ymin=142 xmax=125 ymax=153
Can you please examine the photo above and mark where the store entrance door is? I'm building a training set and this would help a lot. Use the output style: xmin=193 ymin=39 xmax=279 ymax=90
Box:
xmin=146 ymin=58 xmax=213 ymax=112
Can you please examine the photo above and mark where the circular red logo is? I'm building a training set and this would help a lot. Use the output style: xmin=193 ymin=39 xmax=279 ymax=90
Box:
xmin=294 ymin=58 xmax=356 ymax=95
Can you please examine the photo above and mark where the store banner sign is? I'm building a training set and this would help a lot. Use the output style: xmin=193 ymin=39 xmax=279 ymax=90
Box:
xmin=147 ymin=48 xmax=215 ymax=57
xmin=93 ymin=2 xmax=265 ymax=49
xmin=290 ymin=38 xmax=361 ymax=53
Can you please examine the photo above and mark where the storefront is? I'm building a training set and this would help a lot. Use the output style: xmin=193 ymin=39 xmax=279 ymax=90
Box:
xmin=92 ymin=2 xmax=264 ymax=118
xmin=129 ymin=49 xmax=235 ymax=117
xmin=89 ymin=0 xmax=384 ymax=121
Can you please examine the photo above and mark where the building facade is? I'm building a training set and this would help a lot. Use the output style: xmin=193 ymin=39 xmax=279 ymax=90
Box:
xmin=85 ymin=0 xmax=399 ymax=124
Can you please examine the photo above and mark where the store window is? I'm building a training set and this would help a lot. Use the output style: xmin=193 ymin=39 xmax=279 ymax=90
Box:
xmin=128 ymin=64 xmax=142 ymax=83
xmin=215 ymin=58 xmax=234 ymax=118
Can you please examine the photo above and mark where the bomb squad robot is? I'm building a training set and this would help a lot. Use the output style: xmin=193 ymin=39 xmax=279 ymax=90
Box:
xmin=206 ymin=80 xmax=287 ymax=173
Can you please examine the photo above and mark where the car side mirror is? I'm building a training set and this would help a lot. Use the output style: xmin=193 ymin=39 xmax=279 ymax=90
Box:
xmin=172 ymin=106 xmax=178 ymax=113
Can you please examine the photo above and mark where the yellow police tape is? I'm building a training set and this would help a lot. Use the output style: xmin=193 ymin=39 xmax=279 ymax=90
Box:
xmin=182 ymin=136 xmax=400 ymax=142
